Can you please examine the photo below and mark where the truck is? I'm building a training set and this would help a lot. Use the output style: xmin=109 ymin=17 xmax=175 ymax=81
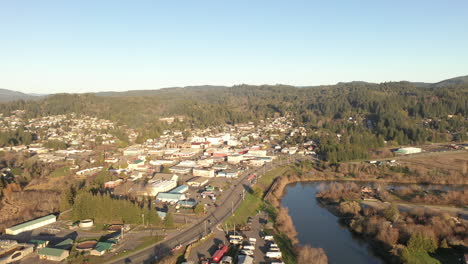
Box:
xmin=212 ymin=245 xmax=229 ymax=262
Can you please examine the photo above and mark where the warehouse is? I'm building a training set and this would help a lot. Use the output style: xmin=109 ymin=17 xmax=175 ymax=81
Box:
xmin=193 ymin=168 xmax=215 ymax=178
xmin=147 ymin=180 xmax=177 ymax=196
xmin=156 ymin=193 xmax=186 ymax=203
xmin=394 ymin=147 xmax=422 ymax=155
xmin=186 ymin=177 xmax=209 ymax=187
xmin=169 ymin=184 xmax=189 ymax=194
xmin=38 ymin=247 xmax=69 ymax=262
xmin=5 ymin=214 xmax=56 ymax=235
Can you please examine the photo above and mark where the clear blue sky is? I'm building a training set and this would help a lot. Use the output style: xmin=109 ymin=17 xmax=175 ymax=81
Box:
xmin=1 ymin=0 xmax=467 ymax=94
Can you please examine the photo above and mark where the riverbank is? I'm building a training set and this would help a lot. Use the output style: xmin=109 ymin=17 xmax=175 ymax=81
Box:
xmin=262 ymin=160 xmax=466 ymax=264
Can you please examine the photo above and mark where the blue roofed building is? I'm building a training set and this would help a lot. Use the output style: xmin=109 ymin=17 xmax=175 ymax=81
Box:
xmin=169 ymin=184 xmax=189 ymax=194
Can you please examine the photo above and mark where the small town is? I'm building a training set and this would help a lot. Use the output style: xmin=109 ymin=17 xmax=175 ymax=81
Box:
xmin=1 ymin=2 xmax=468 ymax=263
xmin=0 ymin=110 xmax=319 ymax=264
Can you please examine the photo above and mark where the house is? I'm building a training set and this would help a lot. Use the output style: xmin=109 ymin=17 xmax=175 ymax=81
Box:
xmin=38 ymin=247 xmax=69 ymax=262
xmin=156 ymin=193 xmax=186 ymax=203
xmin=90 ymin=242 xmax=114 ymax=256
xmin=104 ymin=179 xmax=123 ymax=189
xmin=186 ymin=177 xmax=209 ymax=187
xmin=193 ymin=168 xmax=215 ymax=178
xmin=5 ymin=215 xmax=57 ymax=235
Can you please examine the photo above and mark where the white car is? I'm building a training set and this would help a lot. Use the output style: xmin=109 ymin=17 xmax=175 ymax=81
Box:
xmin=266 ymin=251 xmax=282 ymax=259
xmin=229 ymin=239 xmax=242 ymax=245
xmin=242 ymin=244 xmax=255 ymax=251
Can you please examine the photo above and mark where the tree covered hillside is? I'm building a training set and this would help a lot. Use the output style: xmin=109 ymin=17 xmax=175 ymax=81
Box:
xmin=0 ymin=81 xmax=467 ymax=162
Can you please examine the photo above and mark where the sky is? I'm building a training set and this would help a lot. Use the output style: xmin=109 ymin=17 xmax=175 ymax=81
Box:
xmin=1 ymin=0 xmax=468 ymax=94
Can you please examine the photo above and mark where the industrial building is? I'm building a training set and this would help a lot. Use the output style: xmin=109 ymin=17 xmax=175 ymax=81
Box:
xmin=38 ymin=247 xmax=69 ymax=262
xmin=394 ymin=147 xmax=422 ymax=155
xmin=0 ymin=240 xmax=34 ymax=264
xmin=5 ymin=214 xmax=56 ymax=235
xmin=169 ymin=184 xmax=189 ymax=194
xmin=156 ymin=192 xmax=186 ymax=203
xmin=193 ymin=168 xmax=215 ymax=178
xmin=186 ymin=177 xmax=209 ymax=187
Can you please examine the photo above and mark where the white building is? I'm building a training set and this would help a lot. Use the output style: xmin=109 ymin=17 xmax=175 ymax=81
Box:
xmin=147 ymin=180 xmax=177 ymax=196
xmin=5 ymin=215 xmax=57 ymax=235
xmin=193 ymin=168 xmax=215 ymax=178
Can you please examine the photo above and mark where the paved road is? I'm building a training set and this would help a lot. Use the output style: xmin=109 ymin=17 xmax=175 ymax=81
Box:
xmin=106 ymin=156 xmax=304 ymax=264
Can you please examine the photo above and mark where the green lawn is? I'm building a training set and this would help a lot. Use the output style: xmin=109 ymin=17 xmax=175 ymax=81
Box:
xmin=257 ymin=165 xmax=290 ymax=191
xmin=225 ymin=192 xmax=263 ymax=226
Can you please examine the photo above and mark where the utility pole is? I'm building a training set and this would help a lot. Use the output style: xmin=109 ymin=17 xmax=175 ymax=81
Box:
xmin=204 ymin=220 xmax=207 ymax=235
xmin=231 ymin=201 xmax=234 ymax=215
xmin=242 ymin=189 xmax=245 ymax=201
xmin=142 ymin=214 xmax=145 ymax=227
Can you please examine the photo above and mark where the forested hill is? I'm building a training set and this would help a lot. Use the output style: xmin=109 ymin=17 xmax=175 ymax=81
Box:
xmin=0 ymin=78 xmax=467 ymax=162
xmin=0 ymin=88 xmax=38 ymax=102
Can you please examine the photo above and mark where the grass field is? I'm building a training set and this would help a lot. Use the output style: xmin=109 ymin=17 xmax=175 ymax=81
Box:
xmin=257 ymin=165 xmax=290 ymax=191
xmin=225 ymin=192 xmax=263 ymax=226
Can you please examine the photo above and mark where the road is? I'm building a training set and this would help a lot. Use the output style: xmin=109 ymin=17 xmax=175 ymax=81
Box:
xmin=107 ymin=155 xmax=303 ymax=264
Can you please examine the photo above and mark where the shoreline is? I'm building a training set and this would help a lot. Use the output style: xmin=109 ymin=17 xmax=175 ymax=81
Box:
xmin=264 ymin=170 xmax=466 ymax=263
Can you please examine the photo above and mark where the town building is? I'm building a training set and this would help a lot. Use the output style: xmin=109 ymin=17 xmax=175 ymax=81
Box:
xmin=193 ymin=168 xmax=215 ymax=178
xmin=5 ymin=214 xmax=57 ymax=235
xmin=186 ymin=177 xmax=209 ymax=187
xmin=38 ymin=247 xmax=69 ymax=262
xmin=156 ymin=193 xmax=186 ymax=203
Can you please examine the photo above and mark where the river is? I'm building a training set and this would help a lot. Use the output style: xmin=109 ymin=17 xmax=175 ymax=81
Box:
xmin=281 ymin=182 xmax=385 ymax=264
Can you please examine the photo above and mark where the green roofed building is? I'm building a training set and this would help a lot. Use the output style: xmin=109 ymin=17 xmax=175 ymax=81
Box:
xmin=54 ymin=238 xmax=74 ymax=250
xmin=38 ymin=247 xmax=69 ymax=262
xmin=28 ymin=239 xmax=49 ymax=249
xmin=5 ymin=214 xmax=56 ymax=235
xmin=90 ymin=241 xmax=114 ymax=256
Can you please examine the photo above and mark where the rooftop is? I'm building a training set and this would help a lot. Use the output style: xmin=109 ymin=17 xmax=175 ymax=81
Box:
xmin=7 ymin=214 xmax=56 ymax=232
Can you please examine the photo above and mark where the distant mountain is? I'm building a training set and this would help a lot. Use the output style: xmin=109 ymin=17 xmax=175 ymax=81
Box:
xmin=0 ymin=88 xmax=38 ymax=102
xmin=94 ymin=85 xmax=229 ymax=97
xmin=431 ymin=75 xmax=468 ymax=88
xmin=0 ymin=75 xmax=467 ymax=102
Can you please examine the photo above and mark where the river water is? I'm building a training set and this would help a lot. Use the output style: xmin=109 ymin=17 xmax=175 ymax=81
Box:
xmin=281 ymin=182 xmax=385 ymax=264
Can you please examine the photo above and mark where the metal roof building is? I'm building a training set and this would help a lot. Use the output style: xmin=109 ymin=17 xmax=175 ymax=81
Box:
xmin=5 ymin=214 xmax=56 ymax=235
xmin=169 ymin=184 xmax=189 ymax=194
xmin=156 ymin=192 xmax=186 ymax=203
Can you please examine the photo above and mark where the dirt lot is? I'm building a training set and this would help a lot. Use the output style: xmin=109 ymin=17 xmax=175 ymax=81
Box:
xmin=396 ymin=150 xmax=468 ymax=174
